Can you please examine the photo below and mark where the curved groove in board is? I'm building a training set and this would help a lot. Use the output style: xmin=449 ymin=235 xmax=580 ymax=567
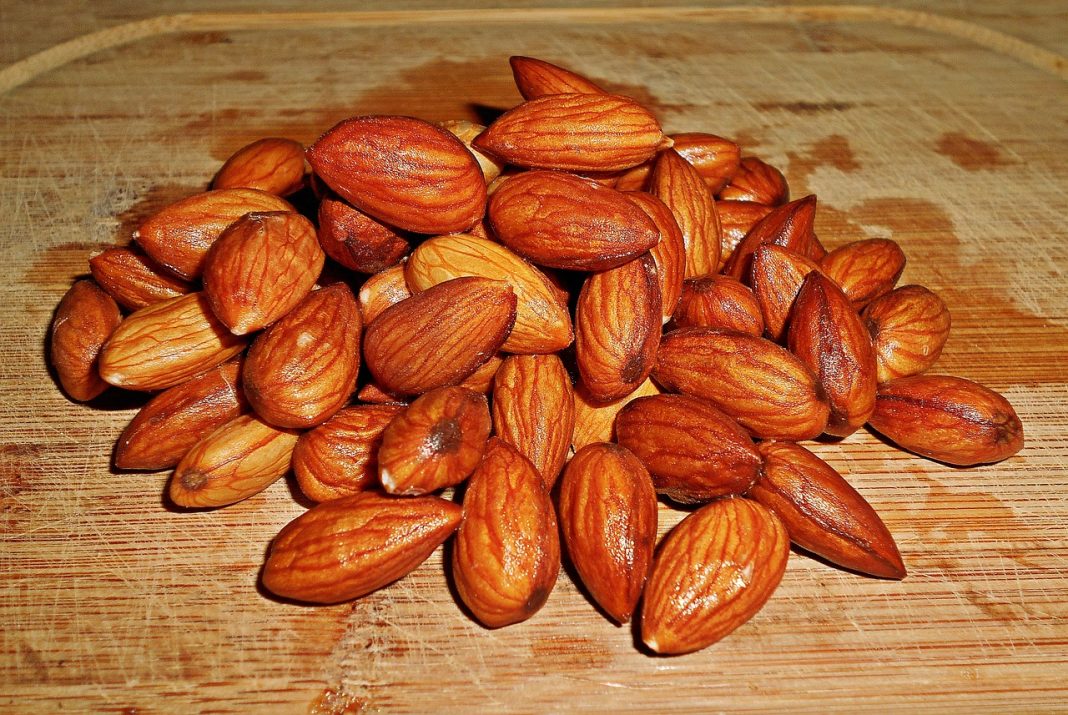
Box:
xmin=0 ymin=5 xmax=1066 ymax=95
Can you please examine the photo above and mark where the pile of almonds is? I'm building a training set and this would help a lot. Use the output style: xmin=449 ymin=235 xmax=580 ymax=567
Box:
xmin=48 ymin=56 xmax=1024 ymax=655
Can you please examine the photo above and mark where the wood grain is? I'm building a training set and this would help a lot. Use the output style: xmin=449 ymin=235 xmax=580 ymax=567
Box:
xmin=1 ymin=4 xmax=1067 ymax=713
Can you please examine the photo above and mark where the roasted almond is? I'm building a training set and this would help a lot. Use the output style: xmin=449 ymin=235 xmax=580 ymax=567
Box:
xmin=749 ymin=441 xmax=905 ymax=579
xmin=212 ymin=137 xmax=306 ymax=196
xmin=459 ymin=353 xmax=504 ymax=394
xmin=717 ymin=156 xmax=789 ymax=205
xmin=307 ymin=115 xmax=487 ymax=234
xmin=357 ymin=263 xmax=411 ymax=324
xmin=50 ymin=280 xmax=122 ymax=402
xmin=610 ymin=161 xmax=652 ymax=191
xmin=716 ymin=200 xmax=774 ymax=268
xmin=625 ymin=191 xmax=685 ymax=323
xmin=673 ymin=275 xmax=764 ymax=337
xmin=749 ymin=244 xmax=822 ymax=341
xmin=671 ymin=132 xmax=741 ymax=193
xmin=89 ymin=246 xmax=192 ymax=311
xmin=509 ymin=55 xmax=606 ymax=99
xmin=820 ymin=238 xmax=906 ymax=309
xmin=558 ymin=443 xmax=657 ymax=623
xmin=863 ymin=285 xmax=951 ymax=383
xmin=317 ymin=195 xmax=411 ymax=274
xmin=572 ymin=378 xmax=660 ymax=451
xmin=262 ymin=492 xmax=462 ymax=603
xmin=650 ymin=148 xmax=721 ymax=279
xmin=440 ymin=119 xmax=505 ymax=183
xmin=641 ymin=498 xmax=789 ymax=655
xmin=357 ymin=382 xmax=407 ymax=405
xmin=654 ymin=327 xmax=829 ymax=440
xmin=488 ymin=170 xmax=659 ymax=271
xmin=722 ymin=194 xmax=817 ymax=280
xmin=869 ymin=375 xmax=1024 ymax=466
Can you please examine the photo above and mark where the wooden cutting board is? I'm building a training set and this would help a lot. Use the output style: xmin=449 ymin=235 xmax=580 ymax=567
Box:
xmin=2 ymin=7 xmax=1067 ymax=713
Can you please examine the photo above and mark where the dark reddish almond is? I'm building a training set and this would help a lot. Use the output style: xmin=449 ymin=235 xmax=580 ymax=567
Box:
xmin=317 ymin=195 xmax=412 ymax=274
xmin=50 ymin=280 xmax=122 ymax=402
xmin=89 ymin=247 xmax=192 ymax=311
xmin=509 ymin=55 xmax=606 ymax=98
xmin=673 ymin=275 xmax=764 ymax=337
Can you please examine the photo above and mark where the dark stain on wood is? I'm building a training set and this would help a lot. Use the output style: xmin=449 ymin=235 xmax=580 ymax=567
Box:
xmin=785 ymin=134 xmax=860 ymax=193
xmin=753 ymin=100 xmax=857 ymax=114
xmin=935 ymin=132 xmax=1011 ymax=171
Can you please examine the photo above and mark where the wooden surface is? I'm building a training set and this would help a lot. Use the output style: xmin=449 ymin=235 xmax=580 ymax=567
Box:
xmin=2 ymin=4 xmax=1067 ymax=713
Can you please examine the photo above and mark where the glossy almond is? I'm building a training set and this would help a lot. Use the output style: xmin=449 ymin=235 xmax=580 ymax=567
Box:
xmin=558 ymin=443 xmax=657 ymax=623
xmin=378 ymin=387 xmax=491 ymax=495
xmin=655 ymin=328 xmax=829 ymax=440
xmin=364 ymin=277 xmax=516 ymax=395
xmin=641 ymin=498 xmax=789 ymax=655
xmin=473 ymin=93 xmax=666 ymax=172
xmin=576 ymin=253 xmax=662 ymax=402
xmin=788 ymin=273 xmax=877 ymax=437
xmin=406 ymin=233 xmax=572 ymax=353
xmin=722 ymin=195 xmax=817 ymax=280
xmin=671 ymin=132 xmax=741 ymax=193
xmin=673 ymin=275 xmax=764 ymax=336
xmin=616 ymin=394 xmax=761 ymax=503
xmin=749 ymin=441 xmax=905 ymax=579
xmin=212 ymin=137 xmax=306 ymax=196
xmin=357 ymin=382 xmax=407 ymax=405
xmin=50 ymin=280 xmax=122 ymax=402
xmin=717 ymin=156 xmax=789 ymax=205
xmin=625 ymin=192 xmax=685 ymax=323
xmin=99 ymin=292 xmax=246 ymax=391
xmin=863 ymin=285 xmax=951 ymax=383
xmin=317 ymin=195 xmax=411 ymax=274
xmin=291 ymin=404 xmax=404 ymax=502
xmin=491 ymin=354 xmax=575 ymax=487
xmin=203 ymin=211 xmax=325 ymax=335
xmin=509 ymin=55 xmax=606 ymax=98
xmin=114 ymin=360 xmax=247 ymax=470
xmin=243 ymin=283 xmax=361 ymax=428
xmin=651 ymin=148 xmax=721 ymax=278
xmin=440 ymin=119 xmax=505 ymax=183
xmin=307 ymin=115 xmax=486 ymax=234
xmin=750 ymin=244 xmax=822 ymax=341
xmin=135 ymin=188 xmax=293 ymax=280
xmin=357 ymin=263 xmax=411 ymax=324
xmin=459 ymin=354 xmax=504 ymax=394
xmin=572 ymin=378 xmax=660 ymax=451
xmin=169 ymin=414 xmax=298 ymax=508
xmin=869 ymin=375 xmax=1024 ymax=466
xmin=488 ymin=170 xmax=659 ymax=271
xmin=262 ymin=492 xmax=462 ymax=603
xmin=452 ymin=438 xmax=560 ymax=628
xmin=820 ymin=238 xmax=906 ymax=309
xmin=89 ymin=247 xmax=192 ymax=311
xmin=716 ymin=200 xmax=774 ymax=268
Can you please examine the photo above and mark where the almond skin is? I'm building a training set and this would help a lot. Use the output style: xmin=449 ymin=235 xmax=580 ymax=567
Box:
xmin=671 ymin=132 xmax=741 ymax=194
xmin=89 ymin=247 xmax=192 ymax=311
xmin=722 ymin=195 xmax=817 ymax=280
xmin=673 ymin=275 xmax=764 ymax=337
xmin=292 ymin=404 xmax=404 ymax=502
xmin=641 ymin=498 xmax=789 ymax=655
xmin=491 ymin=354 xmax=576 ymax=488
xmin=509 ymin=55 xmax=606 ymax=99
xmin=243 ymin=283 xmax=361 ymax=429
xmin=572 ymin=378 xmax=660 ymax=451
xmin=616 ymin=394 xmax=761 ymax=503
xmin=488 ymin=170 xmax=659 ymax=271
xmin=114 ymin=359 xmax=247 ymax=470
xmin=863 ymin=285 xmax=951 ymax=384
xmin=357 ymin=263 xmax=411 ymax=325
xmin=655 ymin=327 xmax=829 ymax=440
xmin=473 ymin=93 xmax=666 ymax=172
xmin=651 ymin=148 xmax=721 ymax=279
xmin=307 ymin=115 xmax=487 ymax=235
xmin=716 ymin=200 xmax=774 ymax=268
xmin=202 ymin=211 xmax=325 ymax=335
xmin=717 ymin=156 xmax=789 ymax=205
xmin=317 ymin=195 xmax=412 ymax=274
xmin=406 ymin=233 xmax=572 ymax=354
xmin=212 ymin=137 xmax=306 ymax=196
xmin=50 ymin=280 xmax=122 ymax=402
xmin=788 ymin=273 xmax=878 ymax=437
xmin=135 ymin=188 xmax=293 ymax=280
xmin=169 ymin=414 xmax=299 ymax=508
xmin=558 ymin=443 xmax=657 ymax=623
xmin=820 ymin=238 xmax=906 ymax=309
xmin=750 ymin=244 xmax=823 ymax=341
xmin=869 ymin=375 xmax=1024 ymax=466
xmin=99 ymin=292 xmax=246 ymax=391
xmin=378 ymin=387 xmax=491 ymax=496
xmin=625 ymin=191 xmax=685 ymax=323
xmin=749 ymin=441 xmax=906 ymax=579
xmin=262 ymin=492 xmax=462 ymax=604
xmin=452 ymin=438 xmax=560 ymax=628
xmin=363 ymin=277 xmax=517 ymax=396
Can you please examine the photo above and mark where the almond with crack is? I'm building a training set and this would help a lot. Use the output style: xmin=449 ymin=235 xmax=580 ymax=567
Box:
xmin=509 ymin=55 xmax=606 ymax=99
xmin=317 ymin=195 xmax=412 ymax=274
xmin=671 ymin=132 xmax=741 ymax=193
xmin=718 ymin=156 xmax=789 ymax=205
xmin=722 ymin=195 xmax=817 ymax=280
xmin=820 ymin=238 xmax=906 ymax=309
xmin=572 ymin=378 xmax=660 ymax=451
xmin=625 ymin=191 xmax=685 ymax=323
xmin=212 ymin=137 xmax=306 ymax=196
xmin=651 ymin=148 xmax=721 ymax=278
xmin=50 ymin=280 xmax=122 ymax=402
xmin=716 ymin=199 xmax=773 ymax=268
xmin=863 ymin=285 xmax=951 ymax=383
xmin=673 ymin=275 xmax=764 ymax=336
xmin=750 ymin=244 xmax=822 ymax=341
xmin=89 ymin=246 xmax=192 ymax=311
xmin=357 ymin=263 xmax=411 ymax=324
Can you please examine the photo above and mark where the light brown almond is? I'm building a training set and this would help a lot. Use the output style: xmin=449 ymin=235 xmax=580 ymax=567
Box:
xmin=572 ymin=378 xmax=660 ymax=451
xmin=820 ymin=238 xmax=906 ymax=309
xmin=671 ymin=132 xmax=741 ymax=193
xmin=89 ymin=246 xmax=192 ymax=311
xmin=651 ymin=148 xmax=721 ymax=278
xmin=625 ymin=191 xmax=685 ymax=323
xmin=718 ymin=156 xmax=789 ymax=205
xmin=509 ymin=55 xmax=606 ymax=99
xmin=440 ymin=119 xmax=505 ymax=183
xmin=716 ymin=200 xmax=774 ymax=269
xmin=722 ymin=194 xmax=817 ymax=280
xmin=212 ymin=137 xmax=306 ymax=196
xmin=749 ymin=244 xmax=823 ymax=341
xmin=673 ymin=275 xmax=764 ymax=337
xmin=357 ymin=263 xmax=411 ymax=325
xmin=863 ymin=285 xmax=951 ymax=383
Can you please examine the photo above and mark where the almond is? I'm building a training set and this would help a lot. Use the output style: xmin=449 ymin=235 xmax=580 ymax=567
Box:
xmin=459 ymin=353 xmax=504 ymax=394
xmin=50 ymin=280 xmax=122 ymax=402
xmin=168 ymin=413 xmax=299 ymax=508
xmin=135 ymin=188 xmax=293 ymax=280
xmin=491 ymin=354 xmax=575 ymax=487
xmin=749 ymin=244 xmax=822 ymax=341
xmin=405 ymin=233 xmax=572 ymax=353
xmin=673 ymin=275 xmax=764 ymax=337
xmin=820 ymin=238 xmax=906 ymax=309
xmin=509 ymin=55 xmax=606 ymax=99
xmin=363 ymin=277 xmax=517 ymax=395
xmin=611 ymin=161 xmax=652 ymax=191
xmin=356 ymin=382 xmax=407 ymax=405
xmin=557 ymin=443 xmax=657 ymax=623
xmin=722 ymin=194 xmax=817 ymax=280
xmin=89 ymin=246 xmax=192 ymax=311
xmin=572 ymin=378 xmax=660 ymax=451
xmin=863 ymin=285 xmax=951 ymax=383
xmin=654 ymin=327 xmax=829 ymax=440
xmin=212 ymin=137 xmax=306 ymax=196
xmin=671 ymin=132 xmax=741 ymax=193
xmin=114 ymin=359 xmax=247 ymax=470
xmin=868 ymin=375 xmax=1024 ymax=466
xmin=243 ymin=283 xmax=361 ymax=429
xmin=291 ymin=404 xmax=404 ymax=502
xmin=749 ymin=441 xmax=905 ymax=579
xmin=452 ymin=438 xmax=560 ymax=628
xmin=616 ymin=394 xmax=761 ymax=503
xmin=440 ymin=119 xmax=505 ymax=183
xmin=262 ymin=492 xmax=462 ymax=603
xmin=717 ymin=156 xmax=789 ymax=205
xmin=307 ymin=115 xmax=487 ymax=234
xmin=99 ymin=292 xmax=246 ymax=391
xmin=650 ymin=148 xmax=721 ymax=278
xmin=488 ymin=170 xmax=659 ymax=271
xmin=357 ymin=263 xmax=411 ymax=324
xmin=576 ymin=253 xmax=662 ymax=402
xmin=317 ymin=195 xmax=411 ymax=274
xmin=473 ymin=93 xmax=666 ymax=172
xmin=625 ymin=192 xmax=685 ymax=323
xmin=716 ymin=200 xmax=773 ymax=268
xmin=378 ymin=386 xmax=491 ymax=495
xmin=788 ymin=273 xmax=877 ymax=437
xmin=641 ymin=498 xmax=789 ymax=655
